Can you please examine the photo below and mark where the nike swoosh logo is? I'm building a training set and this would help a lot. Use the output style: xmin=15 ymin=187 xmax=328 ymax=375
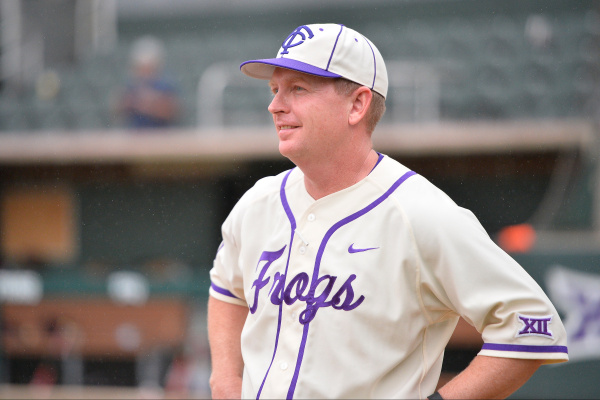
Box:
xmin=348 ymin=243 xmax=379 ymax=254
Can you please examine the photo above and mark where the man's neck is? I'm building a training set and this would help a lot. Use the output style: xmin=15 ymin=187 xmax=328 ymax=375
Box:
xmin=301 ymin=148 xmax=379 ymax=200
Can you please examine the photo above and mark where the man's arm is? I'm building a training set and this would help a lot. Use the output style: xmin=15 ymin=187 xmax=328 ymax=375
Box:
xmin=207 ymin=296 xmax=248 ymax=399
xmin=436 ymin=355 xmax=542 ymax=399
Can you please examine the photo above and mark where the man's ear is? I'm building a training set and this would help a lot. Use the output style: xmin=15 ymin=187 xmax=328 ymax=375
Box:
xmin=348 ymin=86 xmax=373 ymax=127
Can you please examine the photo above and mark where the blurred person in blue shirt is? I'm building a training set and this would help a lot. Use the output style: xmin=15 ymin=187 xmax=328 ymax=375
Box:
xmin=118 ymin=36 xmax=179 ymax=129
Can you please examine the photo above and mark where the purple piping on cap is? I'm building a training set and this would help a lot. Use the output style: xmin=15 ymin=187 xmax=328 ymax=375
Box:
xmin=362 ymin=35 xmax=377 ymax=90
xmin=287 ymin=169 xmax=417 ymax=399
xmin=210 ymin=282 xmax=240 ymax=300
xmin=482 ymin=343 xmax=568 ymax=354
xmin=256 ymin=168 xmax=297 ymax=400
xmin=241 ymin=58 xmax=341 ymax=79
xmin=325 ymin=24 xmax=345 ymax=72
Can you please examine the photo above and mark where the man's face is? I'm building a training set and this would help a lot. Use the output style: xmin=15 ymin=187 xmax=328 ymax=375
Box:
xmin=268 ymin=68 xmax=352 ymax=164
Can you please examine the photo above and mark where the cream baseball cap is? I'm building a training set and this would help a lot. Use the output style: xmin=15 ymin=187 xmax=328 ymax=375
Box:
xmin=240 ymin=23 xmax=388 ymax=98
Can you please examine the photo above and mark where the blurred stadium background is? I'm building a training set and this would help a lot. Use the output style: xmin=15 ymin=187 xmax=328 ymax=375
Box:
xmin=0 ymin=0 xmax=599 ymax=398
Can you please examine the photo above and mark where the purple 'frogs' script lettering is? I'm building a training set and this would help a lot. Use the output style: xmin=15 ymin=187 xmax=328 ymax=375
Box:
xmin=249 ymin=247 xmax=364 ymax=324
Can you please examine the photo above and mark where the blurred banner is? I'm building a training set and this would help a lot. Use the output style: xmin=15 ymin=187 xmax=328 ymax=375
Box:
xmin=546 ymin=266 xmax=600 ymax=363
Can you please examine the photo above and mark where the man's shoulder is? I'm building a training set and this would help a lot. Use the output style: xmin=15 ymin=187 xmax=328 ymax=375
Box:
xmin=372 ymin=155 xmax=442 ymax=202
xmin=374 ymin=156 xmax=471 ymax=224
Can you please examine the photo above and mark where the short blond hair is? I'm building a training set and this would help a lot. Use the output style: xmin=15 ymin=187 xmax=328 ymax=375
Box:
xmin=333 ymin=78 xmax=386 ymax=134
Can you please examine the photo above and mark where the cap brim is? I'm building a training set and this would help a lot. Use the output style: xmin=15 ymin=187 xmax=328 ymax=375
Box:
xmin=240 ymin=58 xmax=341 ymax=80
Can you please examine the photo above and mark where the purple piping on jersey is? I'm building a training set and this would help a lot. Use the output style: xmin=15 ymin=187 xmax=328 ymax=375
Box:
xmin=325 ymin=25 xmax=345 ymax=72
xmin=370 ymin=152 xmax=384 ymax=173
xmin=210 ymin=282 xmax=240 ymax=300
xmin=287 ymin=169 xmax=417 ymax=399
xmin=482 ymin=343 xmax=568 ymax=354
xmin=256 ymin=168 xmax=297 ymax=400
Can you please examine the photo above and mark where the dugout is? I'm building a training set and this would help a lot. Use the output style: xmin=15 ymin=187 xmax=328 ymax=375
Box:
xmin=0 ymin=120 xmax=598 ymax=397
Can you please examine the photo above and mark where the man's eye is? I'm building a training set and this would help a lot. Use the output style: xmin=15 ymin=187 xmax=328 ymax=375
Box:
xmin=294 ymin=86 xmax=305 ymax=92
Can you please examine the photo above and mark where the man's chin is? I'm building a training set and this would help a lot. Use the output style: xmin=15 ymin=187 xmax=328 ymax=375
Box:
xmin=278 ymin=142 xmax=301 ymax=164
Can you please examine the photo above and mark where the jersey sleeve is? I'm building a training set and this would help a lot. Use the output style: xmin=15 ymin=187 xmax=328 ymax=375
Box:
xmin=209 ymin=205 xmax=247 ymax=307
xmin=408 ymin=177 xmax=568 ymax=364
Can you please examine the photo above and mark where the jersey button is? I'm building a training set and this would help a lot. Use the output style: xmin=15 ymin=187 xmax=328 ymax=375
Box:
xmin=299 ymin=246 xmax=306 ymax=255
xmin=307 ymin=213 xmax=315 ymax=222
xmin=280 ymin=362 xmax=288 ymax=371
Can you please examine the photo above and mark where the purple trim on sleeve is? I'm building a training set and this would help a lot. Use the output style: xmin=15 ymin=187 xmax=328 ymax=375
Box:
xmin=482 ymin=343 xmax=568 ymax=354
xmin=326 ymin=24 xmax=345 ymax=72
xmin=287 ymin=170 xmax=417 ymax=399
xmin=256 ymin=169 xmax=297 ymax=400
xmin=210 ymin=282 xmax=240 ymax=300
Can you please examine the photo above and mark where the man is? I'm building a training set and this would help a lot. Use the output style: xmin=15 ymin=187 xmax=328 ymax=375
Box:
xmin=117 ymin=36 xmax=179 ymax=129
xmin=208 ymin=23 xmax=568 ymax=399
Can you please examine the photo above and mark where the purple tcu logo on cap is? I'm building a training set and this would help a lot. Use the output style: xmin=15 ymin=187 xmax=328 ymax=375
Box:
xmin=516 ymin=314 xmax=554 ymax=338
xmin=280 ymin=25 xmax=314 ymax=55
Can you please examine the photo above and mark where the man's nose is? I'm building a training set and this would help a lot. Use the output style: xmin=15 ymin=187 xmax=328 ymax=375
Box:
xmin=268 ymin=91 xmax=288 ymax=114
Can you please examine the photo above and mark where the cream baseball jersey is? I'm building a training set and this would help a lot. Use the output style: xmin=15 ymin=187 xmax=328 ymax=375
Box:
xmin=209 ymin=154 xmax=568 ymax=399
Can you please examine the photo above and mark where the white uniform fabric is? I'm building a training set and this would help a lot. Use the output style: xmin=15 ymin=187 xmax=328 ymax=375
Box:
xmin=209 ymin=155 xmax=568 ymax=399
